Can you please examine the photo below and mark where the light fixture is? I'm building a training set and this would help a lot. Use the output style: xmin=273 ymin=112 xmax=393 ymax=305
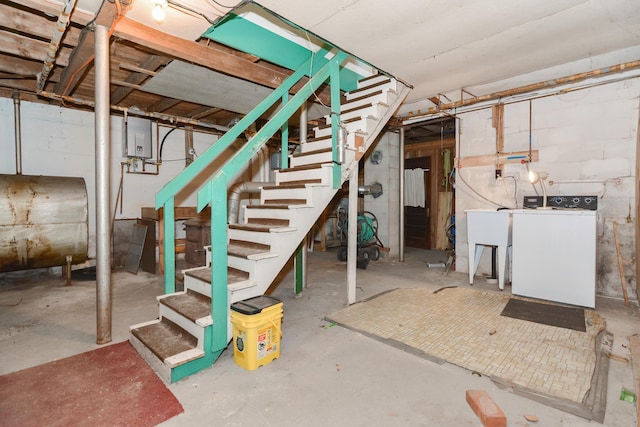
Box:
xmin=150 ymin=0 xmax=167 ymax=23
xmin=528 ymin=170 xmax=551 ymax=209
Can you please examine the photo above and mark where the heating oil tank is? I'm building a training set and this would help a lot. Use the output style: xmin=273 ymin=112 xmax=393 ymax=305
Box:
xmin=0 ymin=174 xmax=88 ymax=272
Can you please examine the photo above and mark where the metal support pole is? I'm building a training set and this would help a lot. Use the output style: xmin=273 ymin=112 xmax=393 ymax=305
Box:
xmin=12 ymin=91 xmax=22 ymax=175
xmin=95 ymin=24 xmax=112 ymax=345
xmin=347 ymin=164 xmax=358 ymax=305
xmin=399 ymin=127 xmax=405 ymax=262
xmin=300 ymin=101 xmax=308 ymax=144
xmin=65 ymin=255 xmax=72 ymax=286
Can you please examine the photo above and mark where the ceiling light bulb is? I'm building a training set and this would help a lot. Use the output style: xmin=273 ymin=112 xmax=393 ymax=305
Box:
xmin=152 ymin=4 xmax=165 ymax=23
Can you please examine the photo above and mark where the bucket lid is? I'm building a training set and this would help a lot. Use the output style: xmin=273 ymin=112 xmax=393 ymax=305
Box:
xmin=231 ymin=295 xmax=282 ymax=315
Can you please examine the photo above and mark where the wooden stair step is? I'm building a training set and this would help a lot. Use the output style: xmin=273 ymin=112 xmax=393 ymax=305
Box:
xmin=228 ymin=239 xmax=271 ymax=258
xmin=345 ymin=89 xmax=383 ymax=104
xmin=342 ymin=102 xmax=373 ymax=115
xmin=184 ymin=266 xmax=249 ymax=285
xmin=247 ymin=218 xmax=289 ymax=226
xmin=292 ymin=147 xmax=331 ymax=158
xmin=278 ymin=164 xmax=325 ymax=173
xmin=357 ymin=73 xmax=381 ymax=84
xmin=246 ymin=204 xmax=292 ymax=210
xmin=229 ymin=222 xmax=292 ymax=233
xmin=159 ymin=289 xmax=210 ymax=323
xmin=348 ymin=77 xmax=391 ymax=95
xmin=264 ymin=198 xmax=307 ymax=205
xmin=262 ymin=179 xmax=322 ymax=189
xmin=316 ymin=116 xmax=360 ymax=130
xmin=131 ymin=317 xmax=198 ymax=363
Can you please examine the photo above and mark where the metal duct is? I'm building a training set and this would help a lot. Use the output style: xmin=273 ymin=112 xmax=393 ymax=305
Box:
xmin=0 ymin=174 xmax=88 ymax=272
xmin=358 ymin=182 xmax=383 ymax=198
xmin=37 ymin=0 xmax=77 ymax=91
xmin=228 ymin=181 xmax=271 ymax=224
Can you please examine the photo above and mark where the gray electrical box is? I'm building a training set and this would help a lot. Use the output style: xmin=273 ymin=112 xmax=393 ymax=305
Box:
xmin=124 ymin=116 xmax=152 ymax=159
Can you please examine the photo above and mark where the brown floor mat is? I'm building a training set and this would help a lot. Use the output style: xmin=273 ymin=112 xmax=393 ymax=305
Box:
xmin=500 ymin=298 xmax=586 ymax=332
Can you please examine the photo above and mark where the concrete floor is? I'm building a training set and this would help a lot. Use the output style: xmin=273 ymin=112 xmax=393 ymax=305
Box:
xmin=1 ymin=248 xmax=638 ymax=426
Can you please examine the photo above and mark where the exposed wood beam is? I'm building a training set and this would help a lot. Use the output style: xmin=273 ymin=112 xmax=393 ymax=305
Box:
xmin=9 ymin=0 xmax=94 ymax=26
xmin=188 ymin=106 xmax=223 ymax=120
xmin=113 ymin=18 xmax=332 ymax=105
xmin=110 ymin=54 xmax=169 ymax=104
xmin=0 ymin=29 xmax=71 ymax=66
xmin=0 ymin=54 xmax=59 ymax=81
xmin=54 ymin=0 xmax=132 ymax=96
xmin=0 ymin=2 xmax=81 ymax=46
xmin=147 ymin=97 xmax=182 ymax=113
xmin=114 ymin=18 xmax=287 ymax=89
xmin=457 ymin=150 xmax=539 ymax=168
xmin=119 ymin=62 xmax=157 ymax=76
xmin=110 ymin=79 xmax=142 ymax=90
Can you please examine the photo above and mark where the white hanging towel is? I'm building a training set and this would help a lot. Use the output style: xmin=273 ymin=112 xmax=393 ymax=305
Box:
xmin=404 ymin=168 xmax=426 ymax=207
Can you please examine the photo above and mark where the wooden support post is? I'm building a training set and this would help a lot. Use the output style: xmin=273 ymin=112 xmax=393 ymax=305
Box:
xmin=492 ymin=104 xmax=505 ymax=173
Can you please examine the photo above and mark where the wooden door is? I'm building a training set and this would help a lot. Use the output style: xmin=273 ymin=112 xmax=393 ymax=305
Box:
xmin=405 ymin=156 xmax=431 ymax=249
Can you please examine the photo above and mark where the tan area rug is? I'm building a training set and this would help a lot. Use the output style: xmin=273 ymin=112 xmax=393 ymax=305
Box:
xmin=327 ymin=287 xmax=612 ymax=422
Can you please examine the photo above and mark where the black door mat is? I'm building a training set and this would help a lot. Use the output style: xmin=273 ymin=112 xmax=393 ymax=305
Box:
xmin=500 ymin=298 xmax=586 ymax=332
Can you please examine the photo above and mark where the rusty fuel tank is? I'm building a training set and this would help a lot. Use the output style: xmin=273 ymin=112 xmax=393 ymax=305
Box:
xmin=0 ymin=174 xmax=88 ymax=272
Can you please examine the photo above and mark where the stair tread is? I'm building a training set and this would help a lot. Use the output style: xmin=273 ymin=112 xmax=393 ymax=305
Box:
xmin=292 ymin=147 xmax=332 ymax=157
xmin=264 ymin=198 xmax=307 ymax=205
xmin=229 ymin=223 xmax=294 ymax=233
xmin=229 ymin=240 xmax=271 ymax=258
xmin=160 ymin=290 xmax=210 ymax=323
xmin=263 ymin=180 xmax=322 ymax=189
xmin=131 ymin=318 xmax=198 ymax=363
xmin=185 ymin=266 xmax=249 ymax=284
xmin=316 ymin=116 xmax=360 ymax=130
xmin=348 ymin=77 xmax=392 ymax=95
xmin=345 ymin=89 xmax=383 ymax=105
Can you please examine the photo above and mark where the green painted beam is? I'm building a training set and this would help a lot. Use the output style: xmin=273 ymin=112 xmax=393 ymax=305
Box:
xmin=197 ymin=50 xmax=349 ymax=209
xmin=156 ymin=53 xmax=321 ymax=210
xmin=209 ymin=178 xmax=229 ymax=352
xmin=203 ymin=14 xmax=360 ymax=92
xmin=330 ymin=58 xmax=342 ymax=190
xmin=163 ymin=197 xmax=176 ymax=294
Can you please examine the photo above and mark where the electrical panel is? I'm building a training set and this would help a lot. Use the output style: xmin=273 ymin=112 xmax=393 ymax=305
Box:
xmin=124 ymin=116 xmax=152 ymax=159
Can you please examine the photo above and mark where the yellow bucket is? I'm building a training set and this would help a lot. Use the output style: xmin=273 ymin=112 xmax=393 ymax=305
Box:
xmin=230 ymin=296 xmax=283 ymax=371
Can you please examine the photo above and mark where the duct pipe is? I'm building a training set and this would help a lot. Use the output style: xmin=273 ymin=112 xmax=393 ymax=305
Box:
xmin=37 ymin=0 xmax=77 ymax=91
xmin=12 ymin=91 xmax=22 ymax=175
xmin=95 ymin=25 xmax=111 ymax=345
xmin=227 ymin=181 xmax=272 ymax=224
xmin=399 ymin=127 xmax=405 ymax=262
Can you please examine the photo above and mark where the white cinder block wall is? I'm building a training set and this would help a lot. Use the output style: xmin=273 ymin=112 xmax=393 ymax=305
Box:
xmin=0 ymin=99 xmax=266 ymax=259
xmin=364 ymin=132 xmax=401 ymax=257
xmin=455 ymin=78 xmax=639 ymax=300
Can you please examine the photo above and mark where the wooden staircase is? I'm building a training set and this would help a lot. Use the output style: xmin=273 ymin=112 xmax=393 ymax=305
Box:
xmin=130 ymin=72 xmax=410 ymax=383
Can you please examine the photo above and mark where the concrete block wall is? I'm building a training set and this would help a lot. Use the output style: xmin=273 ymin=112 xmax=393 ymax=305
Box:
xmin=0 ymin=99 xmax=266 ymax=259
xmin=455 ymin=78 xmax=639 ymax=300
xmin=364 ymin=131 xmax=401 ymax=257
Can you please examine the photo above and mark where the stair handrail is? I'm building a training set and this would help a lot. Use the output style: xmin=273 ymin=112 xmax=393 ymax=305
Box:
xmin=198 ymin=50 xmax=349 ymax=353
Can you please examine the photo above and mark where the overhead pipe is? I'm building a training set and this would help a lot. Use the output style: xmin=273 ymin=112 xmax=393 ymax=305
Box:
xmin=94 ymin=24 xmax=111 ymax=345
xmin=12 ymin=91 xmax=22 ymax=175
xmin=227 ymin=181 xmax=272 ymax=224
xmin=37 ymin=0 xmax=77 ymax=91
xmin=37 ymin=90 xmax=229 ymax=133
xmin=402 ymin=59 xmax=640 ymax=122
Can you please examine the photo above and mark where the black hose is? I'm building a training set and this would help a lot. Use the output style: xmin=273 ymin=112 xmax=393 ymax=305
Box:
xmin=159 ymin=127 xmax=178 ymax=162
